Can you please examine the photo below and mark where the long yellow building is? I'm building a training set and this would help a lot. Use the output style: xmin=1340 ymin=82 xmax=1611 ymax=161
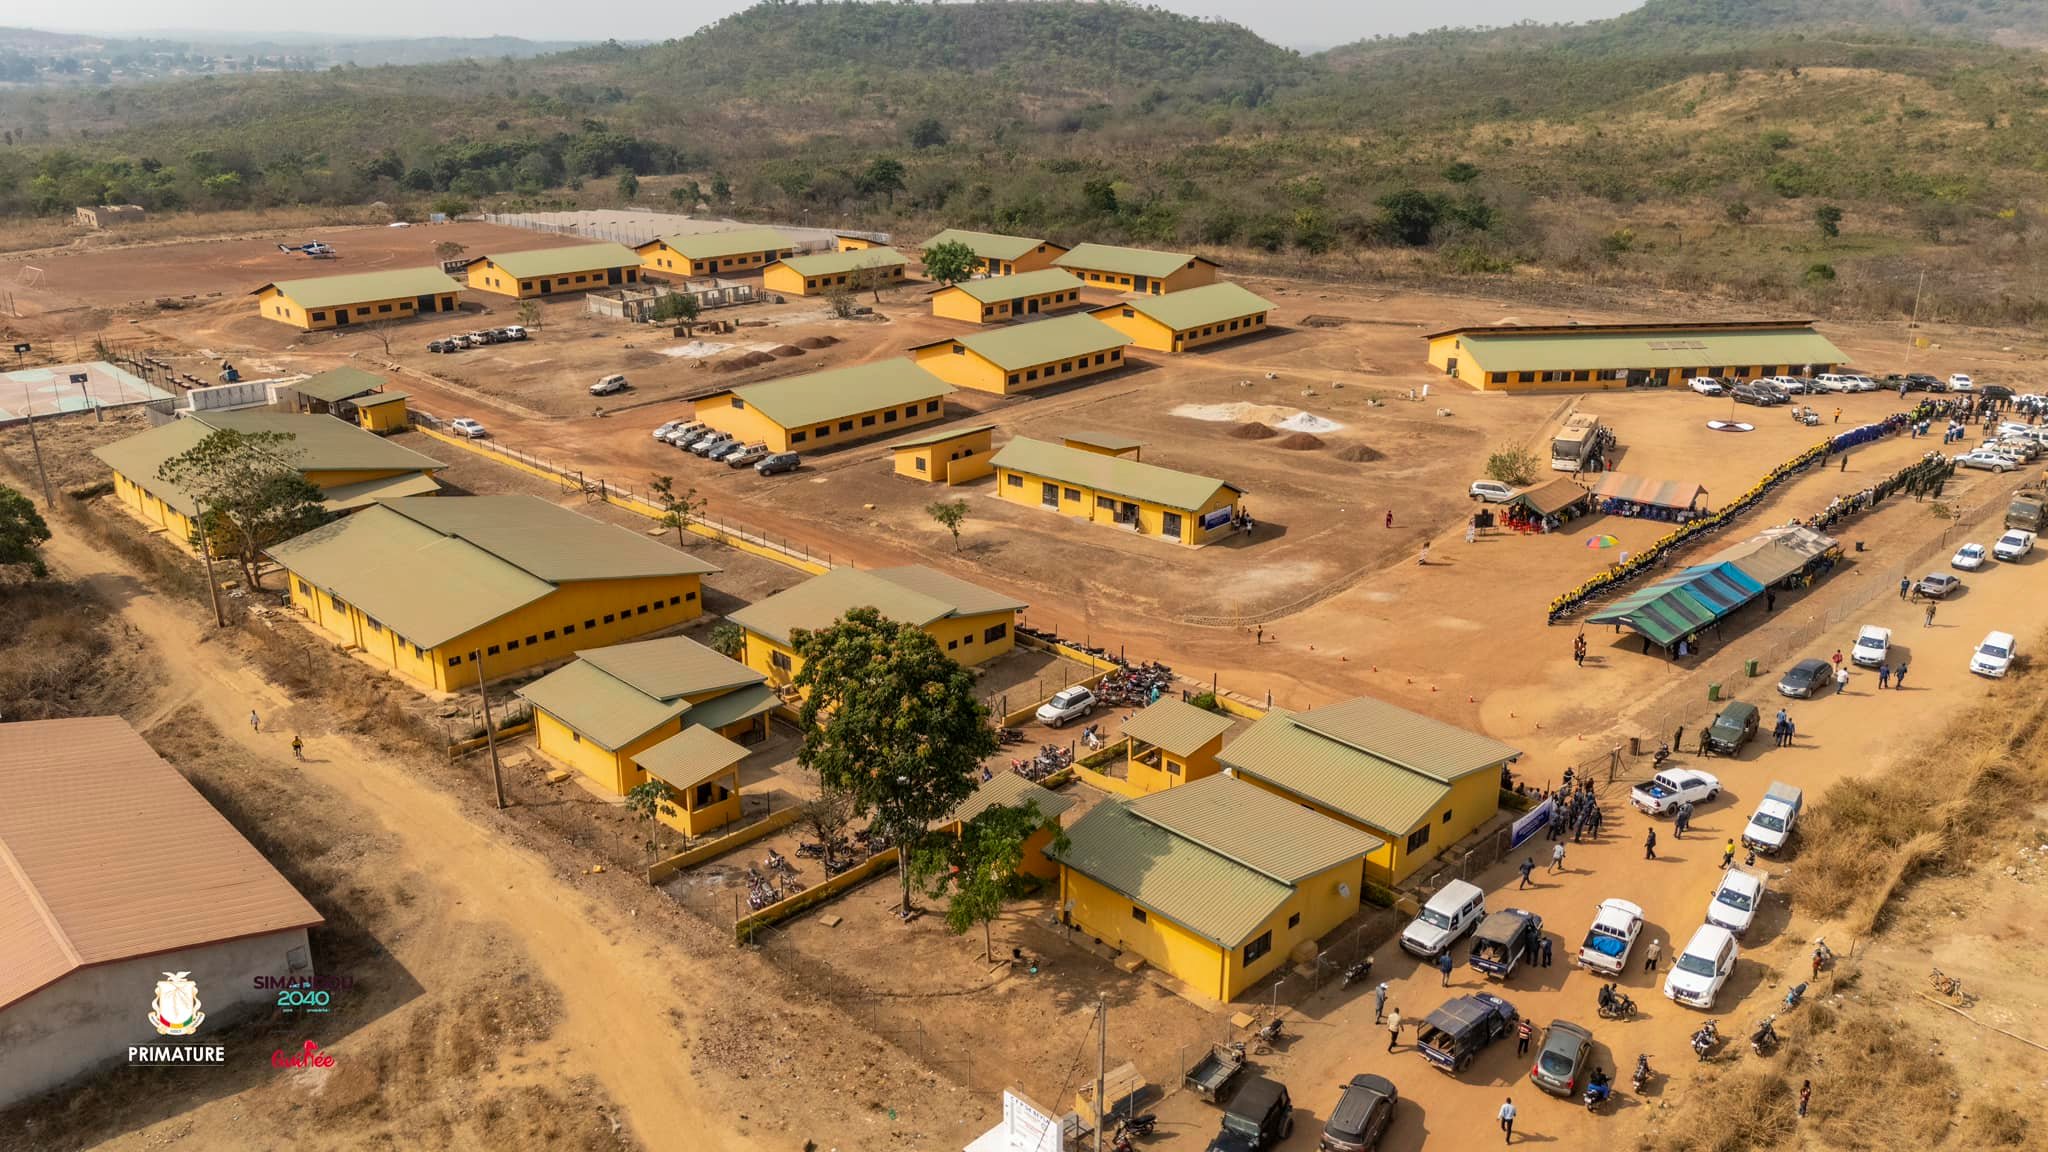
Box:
xmin=94 ymin=410 xmax=445 ymax=543
xmin=990 ymin=437 xmax=1243 ymax=547
xmin=726 ymin=565 xmax=1024 ymax=689
xmin=250 ymin=267 xmax=461 ymax=331
xmin=762 ymin=247 xmax=910 ymax=296
xmin=463 ymin=242 xmax=644 ymax=299
xmin=1219 ymin=696 xmax=1520 ymax=885
xmin=268 ymin=495 xmax=720 ymax=693
xmin=1423 ymin=320 xmax=1847 ymax=392
xmin=919 ymin=229 xmax=1070 ymax=276
xmin=1054 ymin=243 xmax=1218 ymax=295
xmin=635 ymin=228 xmax=797 ymax=278
xmin=1092 ymin=282 xmax=1275 ymax=353
xmin=1053 ymin=774 xmax=1382 ymax=1002
xmin=516 ymin=634 xmax=776 ymax=836
xmin=692 ymin=360 xmax=954 ymax=453
xmin=910 ymin=314 xmax=1132 ymax=395
xmin=928 ymin=269 xmax=1087 ymax=324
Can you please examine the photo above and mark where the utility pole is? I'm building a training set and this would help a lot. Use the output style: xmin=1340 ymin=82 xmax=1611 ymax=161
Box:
xmin=472 ymin=647 xmax=507 ymax=809
xmin=196 ymin=527 xmax=226 ymax=627
xmin=1094 ymin=998 xmax=1106 ymax=1152
xmin=1904 ymin=270 xmax=1925 ymax=366
xmin=19 ymin=384 xmax=53 ymax=508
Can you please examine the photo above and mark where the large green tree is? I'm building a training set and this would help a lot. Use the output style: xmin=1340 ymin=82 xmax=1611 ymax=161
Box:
xmin=157 ymin=428 xmax=328 ymax=589
xmin=916 ymin=799 xmax=1067 ymax=960
xmin=920 ymin=239 xmax=977 ymax=286
xmin=793 ymin=607 xmax=996 ymax=916
xmin=0 ymin=485 xmax=52 ymax=578
xmin=859 ymin=157 xmax=906 ymax=206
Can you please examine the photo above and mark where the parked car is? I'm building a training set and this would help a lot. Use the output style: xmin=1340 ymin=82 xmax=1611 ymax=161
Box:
xmin=1777 ymin=659 xmax=1834 ymax=699
xmin=1994 ymin=530 xmax=2036 ymax=561
xmin=1528 ymin=1020 xmax=1594 ymax=1097
xmin=1706 ymin=866 xmax=1767 ymax=936
xmin=1632 ymin=768 xmax=1721 ymax=815
xmin=1993 ymin=437 xmax=2041 ymax=462
xmin=1851 ymin=625 xmax=1891 ymax=667
xmin=1949 ymin=373 xmax=1976 ymax=392
xmin=1663 ymin=924 xmax=1740 ymax=1008
xmin=1971 ymin=630 xmax=2017 ymax=678
xmin=667 ymin=424 xmax=712 ymax=447
xmin=1036 ymin=686 xmax=1097 ymax=727
xmin=1318 ymin=1074 xmax=1397 ymax=1152
xmin=1731 ymin=383 xmax=1780 ymax=406
xmin=724 ymin=444 xmax=770 ymax=468
xmin=1416 ymin=993 xmax=1519 ymax=1075
xmin=1906 ymin=373 xmax=1943 ymax=391
xmin=1813 ymin=373 xmax=1855 ymax=393
xmin=755 ymin=452 xmax=802 ymax=476
xmin=1689 ymin=377 xmax=1726 ymax=396
xmin=1742 ymin=782 xmax=1804 ymax=856
xmin=590 ymin=373 xmax=629 ymax=396
xmin=427 ymin=339 xmax=454 ymax=353
xmin=1401 ymin=879 xmax=1486 ymax=959
xmin=1951 ymin=542 xmax=1989 ymax=571
xmin=447 ymin=418 xmax=487 ymax=438
xmin=1764 ymin=375 xmax=1811 ymax=396
xmin=499 ymin=325 xmax=528 ymax=341
xmin=653 ymin=420 xmax=689 ymax=441
xmin=1957 ymin=449 xmax=2021 ymax=473
xmin=1576 ymin=898 xmax=1644 ymax=975
xmin=1204 ymin=1075 xmax=1292 ymax=1152
xmin=1982 ymin=384 xmax=2017 ymax=403
xmin=1705 ymin=701 xmax=1761 ymax=752
xmin=1916 ymin=572 xmax=1962 ymax=599
xmin=1470 ymin=480 xmax=1516 ymax=503
xmin=689 ymin=433 xmax=735 ymax=457
xmin=705 ymin=439 xmax=749 ymax=462
xmin=1468 ymin=909 xmax=1544 ymax=980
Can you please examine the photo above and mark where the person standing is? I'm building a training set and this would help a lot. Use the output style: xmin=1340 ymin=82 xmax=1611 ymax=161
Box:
xmin=1830 ymin=648 xmax=1844 ymax=672
xmin=1833 ymin=407 xmax=1841 ymax=424
xmin=1899 ymin=575 xmax=1911 ymax=600
xmin=1385 ymin=510 xmax=1394 ymax=530
xmin=1438 ymin=948 xmax=1455 ymax=986
xmin=1518 ymin=856 xmax=1535 ymax=889
xmin=249 ymin=709 xmax=261 ymax=733
xmin=1878 ymin=663 xmax=1891 ymax=689
xmin=1798 ymin=1079 xmax=1812 ymax=1118
xmin=1540 ymin=935 xmax=1554 ymax=968
xmin=1674 ymin=801 xmax=1691 ymax=838
xmin=1498 ymin=1097 xmax=1517 ymax=1145
xmin=1386 ymin=1008 xmax=1404 ymax=1052
xmin=1419 ymin=542 xmax=1432 ymax=566
xmin=1722 ymin=838 xmax=1737 ymax=869
xmin=1374 ymin=981 xmax=1388 ymax=1024
xmin=1925 ymin=602 xmax=1937 ymax=628
xmin=1697 ymin=727 xmax=1712 ymax=757
xmin=1894 ymin=662 xmax=1909 ymax=689
xmin=290 ymin=735 xmax=304 ymax=761
xmin=1672 ymin=724 xmax=1684 ymax=752
xmin=1589 ymin=805 xmax=1603 ymax=838
xmin=1550 ymin=841 xmax=1567 ymax=874
xmin=1516 ymin=1017 xmax=1534 ymax=1056
xmin=1766 ymin=589 xmax=1776 ymax=612
xmin=1644 ymin=828 xmax=1657 ymax=859
xmin=1644 ymin=938 xmax=1662 ymax=972
xmin=1835 ymin=665 xmax=1850 ymax=695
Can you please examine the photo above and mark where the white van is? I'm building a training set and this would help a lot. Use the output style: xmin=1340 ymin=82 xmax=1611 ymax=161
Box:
xmin=1399 ymin=879 xmax=1486 ymax=959
xmin=590 ymin=373 xmax=629 ymax=396
xmin=1663 ymin=923 xmax=1739 ymax=1009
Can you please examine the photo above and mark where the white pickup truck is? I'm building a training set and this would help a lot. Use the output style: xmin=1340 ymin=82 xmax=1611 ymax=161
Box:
xmin=1630 ymin=768 xmax=1721 ymax=816
xmin=1994 ymin=529 xmax=2035 ymax=562
xmin=1576 ymin=898 xmax=1644 ymax=976
xmin=1741 ymin=782 xmax=1804 ymax=855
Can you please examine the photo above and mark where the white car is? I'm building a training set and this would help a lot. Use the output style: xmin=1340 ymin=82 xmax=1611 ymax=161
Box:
xmin=1705 ymin=867 xmax=1767 ymax=936
xmin=1850 ymin=624 xmax=1891 ymax=667
xmin=1469 ymin=480 xmax=1516 ymax=503
xmin=1994 ymin=530 xmax=2035 ymax=561
xmin=1812 ymin=373 xmax=1853 ymax=393
xmin=1954 ymin=449 xmax=2017 ymax=473
xmin=1689 ymin=377 xmax=1726 ymax=396
xmin=1400 ymin=879 xmax=1486 ymax=959
xmin=1951 ymin=542 xmax=1988 ymax=570
xmin=1971 ymin=631 xmax=2016 ymax=678
xmin=653 ymin=420 xmax=688 ymax=441
xmin=1948 ymin=374 xmax=1975 ymax=391
xmin=447 ymin=418 xmax=487 ymax=438
xmin=1035 ymin=686 xmax=1097 ymax=727
xmin=1663 ymin=923 xmax=1740 ymax=1009
xmin=1843 ymin=373 xmax=1878 ymax=391
xmin=591 ymin=373 xmax=629 ymax=396
xmin=1576 ymin=898 xmax=1644 ymax=976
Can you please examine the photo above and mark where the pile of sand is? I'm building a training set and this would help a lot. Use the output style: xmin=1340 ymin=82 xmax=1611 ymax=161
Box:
xmin=1332 ymin=442 xmax=1383 ymax=463
xmin=1274 ymin=432 xmax=1325 ymax=451
xmin=797 ymin=335 xmax=839 ymax=349
xmin=769 ymin=344 xmax=805 ymax=357
xmin=1229 ymin=422 xmax=1277 ymax=439
xmin=737 ymin=351 xmax=775 ymax=367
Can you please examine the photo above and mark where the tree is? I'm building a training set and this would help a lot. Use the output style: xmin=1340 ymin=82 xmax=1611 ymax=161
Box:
xmin=157 ymin=428 xmax=328 ymax=589
xmin=1814 ymin=203 xmax=1843 ymax=239
xmin=915 ymin=800 xmax=1067 ymax=961
xmin=1443 ymin=161 xmax=1481 ymax=184
xmin=617 ymin=170 xmax=639 ymax=201
xmin=1375 ymin=188 xmax=1442 ymax=246
xmin=1724 ymin=199 xmax=1751 ymax=224
xmin=794 ymin=608 xmax=995 ymax=916
xmin=908 ymin=117 xmax=948 ymax=150
xmin=708 ymin=621 xmax=745 ymax=659
xmin=516 ymin=299 xmax=542 ymax=330
xmin=859 ymin=157 xmax=905 ymax=206
xmin=926 ymin=499 xmax=968 ymax=550
xmin=432 ymin=240 xmax=468 ymax=263
xmin=651 ymin=290 xmax=700 ymax=332
xmin=793 ymin=781 xmax=857 ymax=874
xmin=1082 ymin=177 xmax=1120 ymax=216
xmin=711 ymin=174 xmax=732 ymax=202
xmin=1484 ymin=443 xmax=1541 ymax=486
xmin=850 ymin=259 xmax=892 ymax=304
xmin=648 ymin=474 xmax=703 ymax=549
xmin=0 ymin=485 xmax=51 ymax=578
xmin=825 ymin=283 xmax=858 ymax=319
xmin=921 ymin=239 xmax=977 ymax=285
xmin=364 ymin=319 xmax=398 ymax=356
xmin=624 ymin=779 xmax=678 ymax=859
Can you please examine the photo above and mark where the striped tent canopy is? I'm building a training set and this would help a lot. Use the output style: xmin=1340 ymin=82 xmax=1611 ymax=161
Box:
xmin=1587 ymin=562 xmax=1764 ymax=647
xmin=1590 ymin=472 xmax=1706 ymax=511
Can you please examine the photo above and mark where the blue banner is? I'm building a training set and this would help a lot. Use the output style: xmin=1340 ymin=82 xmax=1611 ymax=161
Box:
xmin=1510 ymin=798 xmax=1555 ymax=849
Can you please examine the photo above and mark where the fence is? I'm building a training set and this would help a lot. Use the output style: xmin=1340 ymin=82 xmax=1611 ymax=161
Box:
xmin=733 ymin=846 xmax=899 ymax=941
xmin=645 ymin=806 xmax=803 ymax=883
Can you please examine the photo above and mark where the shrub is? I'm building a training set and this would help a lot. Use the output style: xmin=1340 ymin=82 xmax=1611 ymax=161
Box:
xmin=1485 ymin=444 xmax=1541 ymax=486
xmin=1188 ymin=691 xmax=1221 ymax=712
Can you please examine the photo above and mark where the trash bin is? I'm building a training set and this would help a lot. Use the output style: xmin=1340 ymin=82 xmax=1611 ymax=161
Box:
xmin=1708 ymin=682 xmax=1722 ymax=702
xmin=1745 ymin=659 xmax=1759 ymax=678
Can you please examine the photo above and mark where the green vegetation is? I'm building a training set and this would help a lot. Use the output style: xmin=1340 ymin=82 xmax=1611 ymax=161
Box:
xmin=925 ymin=498 xmax=969 ymax=549
xmin=0 ymin=484 xmax=51 ymax=578
xmin=155 ymin=428 xmax=327 ymax=589
xmin=914 ymin=799 xmax=1067 ymax=960
xmin=920 ymin=239 xmax=978 ymax=285
xmin=1485 ymin=444 xmax=1543 ymax=487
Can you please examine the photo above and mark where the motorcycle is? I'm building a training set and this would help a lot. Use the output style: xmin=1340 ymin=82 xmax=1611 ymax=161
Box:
xmin=1115 ymin=1114 xmax=1156 ymax=1138
xmin=1691 ymin=1020 xmax=1720 ymax=1061
xmin=1750 ymin=1014 xmax=1779 ymax=1056
xmin=1783 ymin=981 xmax=1808 ymax=1011
xmin=1341 ymin=957 xmax=1374 ymax=987
xmin=1631 ymin=1053 xmax=1651 ymax=1093
xmin=1582 ymin=1070 xmax=1613 ymax=1112
xmin=1651 ymin=741 xmax=1671 ymax=768
xmin=1597 ymin=983 xmax=1637 ymax=1020
xmin=1253 ymin=1016 xmax=1285 ymax=1053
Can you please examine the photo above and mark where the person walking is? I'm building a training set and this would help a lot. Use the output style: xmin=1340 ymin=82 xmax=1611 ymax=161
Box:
xmin=1644 ymin=828 xmax=1657 ymax=860
xmin=1833 ymin=407 xmax=1841 ymax=424
xmin=1722 ymin=838 xmax=1737 ymax=869
xmin=1498 ymin=1097 xmax=1517 ymax=1144
xmin=1419 ymin=542 xmax=1431 ymax=565
xmin=1697 ymin=727 xmax=1712 ymax=757
xmin=1374 ymin=981 xmax=1388 ymax=1024
xmin=1386 ymin=1008 xmax=1403 ymax=1052
xmin=1766 ymin=589 xmax=1776 ymax=612
xmin=290 ymin=735 xmax=304 ymax=761
xmin=1589 ymin=805 xmax=1603 ymax=838
xmin=1254 ymin=625 xmax=1263 ymax=646
xmin=1784 ymin=717 xmax=1796 ymax=746
xmin=1894 ymin=662 xmax=1908 ymax=689
xmin=1798 ymin=1079 xmax=1812 ymax=1118
xmin=1899 ymin=575 xmax=1911 ymax=600
xmin=1830 ymin=648 xmax=1844 ymax=673
xmin=1835 ymin=664 xmax=1850 ymax=695
xmin=1674 ymin=800 xmax=1691 ymax=838
xmin=1878 ymin=663 xmax=1891 ymax=689
xmin=1925 ymin=602 xmax=1937 ymax=628
xmin=249 ymin=709 xmax=260 ymax=733
xmin=1518 ymin=856 xmax=1535 ymax=889
xmin=1438 ymin=948 xmax=1455 ymax=986
xmin=1573 ymin=634 xmax=1587 ymax=666
xmin=1385 ymin=510 xmax=1394 ymax=530
xmin=1516 ymin=1017 xmax=1534 ymax=1056
xmin=1645 ymin=938 xmax=1662 ymax=972
xmin=1550 ymin=841 xmax=1567 ymax=874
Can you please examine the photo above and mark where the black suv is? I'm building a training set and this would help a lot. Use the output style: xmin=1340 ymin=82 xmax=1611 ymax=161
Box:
xmin=1206 ymin=1075 xmax=1293 ymax=1152
xmin=1732 ymin=383 xmax=1779 ymax=406
xmin=1319 ymin=1074 xmax=1398 ymax=1151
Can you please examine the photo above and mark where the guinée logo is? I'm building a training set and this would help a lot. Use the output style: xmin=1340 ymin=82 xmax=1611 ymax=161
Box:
xmin=148 ymin=971 xmax=205 ymax=1036
xmin=272 ymin=1040 xmax=337 ymax=1069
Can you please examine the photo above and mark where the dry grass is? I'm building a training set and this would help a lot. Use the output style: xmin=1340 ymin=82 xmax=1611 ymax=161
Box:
xmin=1966 ymin=1104 xmax=2031 ymax=1147
xmin=235 ymin=614 xmax=453 ymax=756
xmin=0 ymin=581 xmax=156 ymax=720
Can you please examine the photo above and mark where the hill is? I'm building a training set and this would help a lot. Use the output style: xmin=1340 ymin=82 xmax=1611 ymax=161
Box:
xmin=0 ymin=26 xmax=586 ymax=85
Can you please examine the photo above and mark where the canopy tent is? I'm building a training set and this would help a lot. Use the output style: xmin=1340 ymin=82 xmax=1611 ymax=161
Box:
xmin=1591 ymin=472 xmax=1706 ymax=511
xmin=1694 ymin=525 xmax=1838 ymax=587
xmin=1587 ymin=562 xmax=1763 ymax=647
xmin=1509 ymin=478 xmax=1594 ymax=517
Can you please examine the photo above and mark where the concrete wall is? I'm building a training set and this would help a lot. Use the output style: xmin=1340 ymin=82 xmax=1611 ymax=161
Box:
xmin=0 ymin=927 xmax=311 ymax=1107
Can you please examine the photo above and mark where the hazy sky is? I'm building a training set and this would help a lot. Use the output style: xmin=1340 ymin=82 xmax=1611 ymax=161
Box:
xmin=47 ymin=1 xmax=1646 ymax=52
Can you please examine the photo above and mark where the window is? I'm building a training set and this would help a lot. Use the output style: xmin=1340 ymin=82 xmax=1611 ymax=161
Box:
xmin=884 ymin=411 xmax=898 ymax=423
xmin=952 ymin=345 xmax=966 ymax=356
xmin=669 ymin=596 xmax=682 ymax=606
xmin=297 ymin=579 xmax=311 ymax=595
xmin=355 ymin=308 xmax=370 ymax=317
xmin=963 ymin=633 xmax=975 ymax=645
xmin=1287 ymin=912 xmax=1301 ymax=929
xmin=1243 ymin=932 xmax=1272 ymax=965
xmin=526 ymin=635 xmax=538 ymax=646
xmin=544 ymin=630 xmax=557 ymax=640
xmin=447 ymin=655 xmax=462 ymax=667
xmin=585 ymin=619 xmax=597 ymax=630
xmin=1442 ymin=809 xmax=1454 ymax=823
xmin=862 ymin=415 xmax=876 ymax=427
xmin=983 ymin=306 xmax=994 ymax=317
xmin=1094 ymin=354 xmax=1105 ymax=366
xmin=487 ymin=644 xmax=501 ymax=656
xmin=792 ymin=430 xmax=807 ymax=443
xmin=1007 ymin=474 xmax=1023 ymax=487
xmin=506 ymin=639 xmax=519 ymax=650
xmin=915 ymin=456 xmax=928 ymax=472
xmin=1008 ymin=374 xmax=1021 ymax=386
xmin=1060 ymin=361 xmax=1073 ymax=374
xmin=1109 ymin=349 xmax=1121 ymax=361
xmin=1026 ymin=369 xmax=1038 ymax=381
xmin=1167 ymin=760 xmax=1181 ymax=775
xmin=925 ymin=400 xmax=940 ymax=413
xmin=1228 ymin=320 xmax=1239 ymax=330
xmin=983 ymin=623 xmax=1007 ymax=643
xmin=731 ymin=397 xmax=745 ymax=409
xmin=377 ymin=303 xmax=393 ymax=314
xmin=1063 ymin=487 xmax=1081 ymax=502
xmin=1096 ymin=495 xmax=1114 ymax=509
xmin=413 ymin=644 xmax=428 ymax=658
xmin=816 ymin=426 xmax=830 ymax=438
xmin=636 ymin=605 xmax=648 ymax=615
xmin=948 ymin=638 xmax=959 ymax=650
xmin=839 ymin=421 xmax=853 ymax=432
xmin=904 ymin=406 xmax=917 ymax=418
xmin=570 ymin=731 xmax=581 ymax=743
xmin=329 ymin=593 xmax=346 ymax=612
xmin=1406 ymin=825 xmax=1431 ymax=852
xmin=685 ymin=591 xmax=697 ymax=602
xmin=1121 ymin=308 xmax=1134 ymax=318
xmin=311 ymin=311 xmax=326 ymax=321
xmin=1489 ymin=372 xmax=1507 ymax=384
xmin=770 ymin=650 xmax=792 ymax=672
xmin=604 ymin=613 xmax=616 ymax=624
xmin=1131 ymin=906 xmax=1148 ymax=924
xmin=366 ymin=618 xmax=383 ymax=633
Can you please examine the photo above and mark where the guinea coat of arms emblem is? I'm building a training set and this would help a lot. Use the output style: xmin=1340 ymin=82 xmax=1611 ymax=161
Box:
xmin=149 ymin=971 xmax=205 ymax=1036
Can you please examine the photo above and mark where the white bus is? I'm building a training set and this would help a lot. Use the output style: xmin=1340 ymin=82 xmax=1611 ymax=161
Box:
xmin=1551 ymin=413 xmax=1605 ymax=472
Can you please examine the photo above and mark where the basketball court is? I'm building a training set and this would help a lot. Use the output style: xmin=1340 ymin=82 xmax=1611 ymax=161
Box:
xmin=0 ymin=360 xmax=174 ymax=422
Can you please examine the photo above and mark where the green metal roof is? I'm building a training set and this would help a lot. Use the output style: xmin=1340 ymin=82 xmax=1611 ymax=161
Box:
xmin=256 ymin=267 xmax=460 ymax=310
xmin=927 ymin=314 xmax=1131 ymax=371
xmin=887 ymin=423 xmax=997 ymax=451
xmin=294 ymin=366 xmax=389 ymax=404
xmin=937 ymin=269 xmax=1085 ymax=305
xmin=647 ymin=228 xmax=796 ymax=261
xmin=518 ymin=660 xmax=691 ymax=751
xmin=578 ymin=634 xmax=762 ymax=702
xmin=920 ymin=229 xmax=1057 ymax=263
xmin=516 ymin=634 xmax=767 ymax=749
xmin=473 ymin=242 xmax=641 ymax=280
xmin=380 ymin=495 xmax=719 ymax=583
xmin=91 ymin=411 xmax=444 ymax=517
xmin=1063 ymin=432 xmax=1143 ymax=452
xmin=719 ymin=360 xmax=953 ymax=430
xmin=1055 ymin=243 xmax=1212 ymax=280
xmin=949 ymin=771 xmax=1075 ymax=826
xmin=1119 ymin=697 xmax=1233 ymax=758
xmin=990 ymin=437 xmax=1240 ymax=513
xmin=1449 ymin=326 xmax=1846 ymax=374
xmin=773 ymin=247 xmax=909 ymax=278
xmin=1102 ymin=282 xmax=1273 ymax=333
xmin=317 ymin=470 xmax=442 ymax=510
xmin=352 ymin=390 xmax=410 ymax=408
xmin=727 ymin=565 xmax=1021 ymax=648
xmin=676 ymin=683 xmax=778 ymax=732
xmin=1291 ymin=696 xmax=1521 ymax=782
xmin=1050 ymin=775 xmax=1379 ymax=947
xmin=633 ymin=724 xmax=749 ymax=789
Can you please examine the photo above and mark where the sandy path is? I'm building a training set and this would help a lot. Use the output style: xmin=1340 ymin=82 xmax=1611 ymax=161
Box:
xmin=40 ymin=523 xmax=739 ymax=1152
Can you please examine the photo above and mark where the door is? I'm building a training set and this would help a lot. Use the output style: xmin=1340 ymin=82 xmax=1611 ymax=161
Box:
xmin=1161 ymin=511 xmax=1182 ymax=540
xmin=1132 ymin=275 xmax=1149 ymax=293
xmin=1040 ymin=482 xmax=1059 ymax=509
xmin=607 ymin=267 xmax=623 ymax=285
xmin=1447 ymin=357 xmax=1458 ymax=376
xmin=333 ymin=309 xmax=351 ymax=326
xmin=1026 ymin=298 xmax=1039 ymax=314
xmin=416 ymin=294 xmax=436 ymax=313
xmin=539 ymin=279 xmax=552 ymax=295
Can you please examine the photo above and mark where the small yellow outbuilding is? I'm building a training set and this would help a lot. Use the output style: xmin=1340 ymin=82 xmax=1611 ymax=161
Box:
xmin=990 ymin=437 xmax=1243 ymax=547
xmin=1119 ymin=697 xmax=1234 ymax=794
xmin=889 ymin=423 xmax=997 ymax=485
xmin=726 ymin=565 xmax=1024 ymax=690
xmin=910 ymin=313 xmax=1132 ymax=396
xmin=942 ymin=772 xmax=1075 ymax=881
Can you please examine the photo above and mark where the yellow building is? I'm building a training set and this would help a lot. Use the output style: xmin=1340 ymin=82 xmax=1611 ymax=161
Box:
xmin=834 ymin=233 xmax=885 ymax=251
xmin=1062 ymin=432 xmax=1141 ymax=459
xmin=943 ymin=772 xmax=1076 ymax=881
xmin=1219 ymin=696 xmax=1520 ymax=885
xmin=463 ymin=242 xmax=643 ymax=299
xmin=1120 ymin=697 xmax=1233 ymax=794
xmin=910 ymin=314 xmax=1132 ymax=396
xmin=1092 ymin=282 xmax=1275 ymax=353
xmin=94 ymin=410 xmax=445 ymax=543
xmin=726 ymin=565 xmax=1025 ymax=689
xmin=990 ymin=437 xmax=1243 ymax=547
xmin=516 ymin=634 xmax=777 ymax=836
xmin=1052 ymin=774 xmax=1381 ymax=1002
xmin=919 ymin=229 xmax=1070 ymax=276
xmin=692 ymin=360 xmax=954 ymax=453
xmin=250 ymin=267 xmax=461 ymax=331
xmin=351 ymin=392 xmax=412 ymax=433
xmin=289 ymin=367 xmax=412 ymax=432
xmin=928 ymin=269 xmax=1087 ymax=325
xmin=268 ymin=495 xmax=720 ymax=693
xmin=889 ymin=423 xmax=997 ymax=485
xmin=1423 ymin=320 xmax=1848 ymax=392
xmin=1053 ymin=243 xmax=1218 ymax=296
xmin=761 ymin=247 xmax=909 ymax=296
xmin=635 ymin=228 xmax=797 ymax=278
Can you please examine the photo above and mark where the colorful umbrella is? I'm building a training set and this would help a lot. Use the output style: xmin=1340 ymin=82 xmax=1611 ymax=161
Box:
xmin=1585 ymin=534 xmax=1620 ymax=549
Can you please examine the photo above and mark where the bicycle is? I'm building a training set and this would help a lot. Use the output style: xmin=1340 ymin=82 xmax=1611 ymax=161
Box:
xmin=1929 ymin=966 xmax=1962 ymax=998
